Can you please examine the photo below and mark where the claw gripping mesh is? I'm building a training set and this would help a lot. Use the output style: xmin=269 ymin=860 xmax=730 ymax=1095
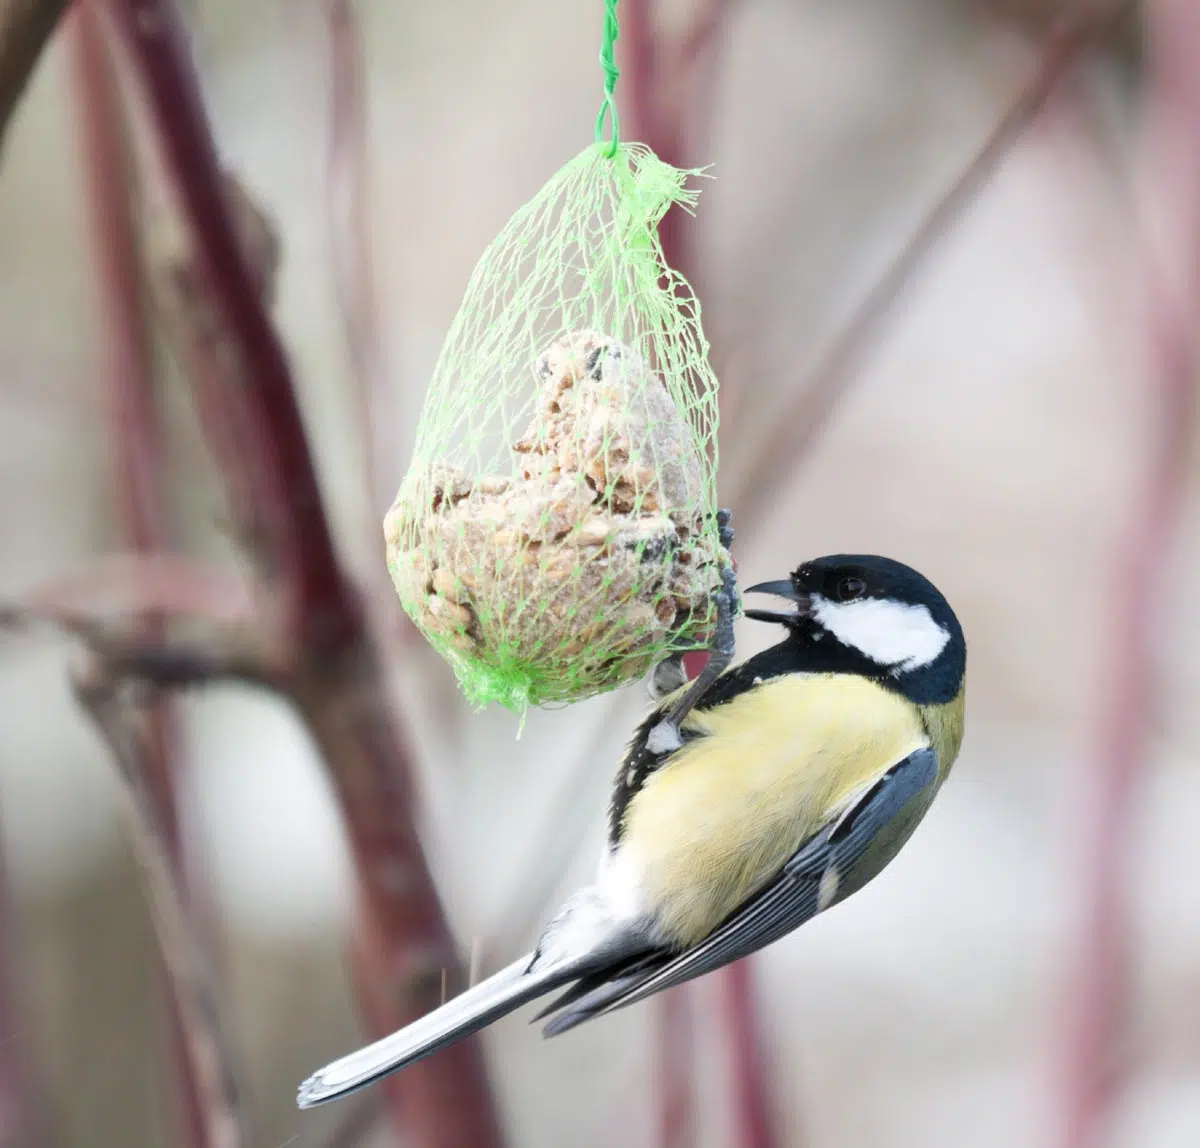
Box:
xmin=384 ymin=142 xmax=726 ymax=714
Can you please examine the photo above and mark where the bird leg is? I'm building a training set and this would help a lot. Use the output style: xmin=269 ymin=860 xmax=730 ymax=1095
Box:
xmin=648 ymin=507 xmax=737 ymax=702
xmin=646 ymin=509 xmax=739 ymax=755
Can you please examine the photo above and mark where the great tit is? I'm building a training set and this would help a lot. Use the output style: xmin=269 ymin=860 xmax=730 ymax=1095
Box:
xmin=297 ymin=554 xmax=966 ymax=1109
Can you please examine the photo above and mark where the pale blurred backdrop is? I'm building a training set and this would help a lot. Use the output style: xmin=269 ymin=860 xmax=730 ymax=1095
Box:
xmin=2 ymin=2 xmax=1198 ymax=1148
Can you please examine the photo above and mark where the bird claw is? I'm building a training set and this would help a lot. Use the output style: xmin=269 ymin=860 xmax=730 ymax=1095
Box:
xmin=645 ymin=507 xmax=740 ymax=743
xmin=717 ymin=507 xmax=735 ymax=551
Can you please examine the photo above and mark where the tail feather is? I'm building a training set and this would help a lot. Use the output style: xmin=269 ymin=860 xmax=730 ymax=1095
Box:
xmin=531 ymin=951 xmax=662 ymax=1023
xmin=297 ymin=953 xmax=575 ymax=1107
xmin=540 ymin=970 xmax=653 ymax=1037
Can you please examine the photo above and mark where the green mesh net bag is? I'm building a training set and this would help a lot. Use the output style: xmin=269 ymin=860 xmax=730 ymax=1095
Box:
xmin=384 ymin=143 xmax=726 ymax=713
xmin=383 ymin=11 xmax=727 ymax=715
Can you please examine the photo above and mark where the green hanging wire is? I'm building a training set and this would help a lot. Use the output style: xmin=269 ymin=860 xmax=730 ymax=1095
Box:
xmin=595 ymin=0 xmax=620 ymax=157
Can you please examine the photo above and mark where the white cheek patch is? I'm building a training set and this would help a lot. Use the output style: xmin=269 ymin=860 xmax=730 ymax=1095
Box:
xmin=811 ymin=596 xmax=950 ymax=671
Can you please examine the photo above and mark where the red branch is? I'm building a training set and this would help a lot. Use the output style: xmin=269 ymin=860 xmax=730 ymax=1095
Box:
xmin=718 ymin=961 xmax=776 ymax=1148
xmin=1058 ymin=2 xmax=1200 ymax=1144
xmin=6 ymin=555 xmax=256 ymax=630
xmin=102 ymin=0 xmax=356 ymax=653
xmin=327 ymin=0 xmax=388 ymax=515
xmin=71 ymin=0 xmax=179 ymax=851
xmin=622 ymin=0 xmax=732 ymax=438
xmin=656 ymin=987 xmax=695 ymax=1148
xmin=622 ymin=4 xmax=771 ymax=1147
xmin=68 ymin=6 xmax=218 ymax=1146
xmin=728 ymin=6 xmax=1124 ymax=525
xmin=324 ymin=0 xmax=422 ymax=655
xmin=625 ymin=7 xmax=1124 ymax=1147
xmin=97 ymin=3 xmax=505 ymax=1145
xmin=621 ymin=0 xmax=729 ymax=322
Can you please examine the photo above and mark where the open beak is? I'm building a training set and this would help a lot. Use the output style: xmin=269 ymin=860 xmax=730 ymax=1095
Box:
xmin=742 ymin=579 xmax=812 ymax=626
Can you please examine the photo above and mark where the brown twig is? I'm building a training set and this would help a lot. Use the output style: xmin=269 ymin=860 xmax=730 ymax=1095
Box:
xmin=102 ymin=0 xmax=356 ymax=652
xmin=0 ymin=0 xmax=70 ymax=154
xmin=1058 ymin=3 xmax=1199 ymax=1145
xmin=624 ymin=0 xmax=684 ymax=265
xmin=288 ymin=645 xmax=505 ymax=1148
xmin=656 ymin=987 xmax=696 ymax=1148
xmin=625 ymin=9 xmax=1123 ymax=1147
xmin=0 ymin=589 xmax=268 ymax=693
xmin=145 ymin=168 xmax=284 ymax=570
xmin=623 ymin=5 xmax=767 ymax=1146
xmin=326 ymin=0 xmax=388 ymax=517
xmin=99 ymin=3 xmax=506 ymax=1144
xmin=622 ymin=0 xmax=732 ymax=434
xmin=324 ymin=0 xmax=430 ymax=660
xmin=72 ymin=660 xmax=245 ymax=1148
xmin=620 ymin=0 xmax=730 ymax=286
xmin=718 ymin=960 xmax=777 ymax=1148
xmin=2 ymin=555 xmax=258 ymax=630
xmin=727 ymin=2 xmax=1133 ymax=526
xmin=69 ymin=7 xmax=220 ymax=1144
xmin=71 ymin=0 xmax=180 ymax=854
xmin=0 ymin=561 xmax=267 ymax=690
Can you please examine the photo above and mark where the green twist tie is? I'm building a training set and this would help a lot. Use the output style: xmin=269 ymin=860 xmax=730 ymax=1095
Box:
xmin=595 ymin=0 xmax=620 ymax=157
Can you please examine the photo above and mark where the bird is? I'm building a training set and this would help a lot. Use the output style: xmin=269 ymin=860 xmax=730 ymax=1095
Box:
xmin=296 ymin=553 xmax=966 ymax=1109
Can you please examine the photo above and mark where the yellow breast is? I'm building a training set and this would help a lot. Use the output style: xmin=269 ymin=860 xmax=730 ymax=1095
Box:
xmin=622 ymin=673 xmax=931 ymax=947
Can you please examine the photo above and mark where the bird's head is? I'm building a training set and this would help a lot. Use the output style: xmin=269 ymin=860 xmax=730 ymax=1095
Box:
xmin=744 ymin=555 xmax=965 ymax=704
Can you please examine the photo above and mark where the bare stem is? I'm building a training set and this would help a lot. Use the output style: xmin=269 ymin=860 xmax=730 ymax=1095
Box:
xmin=2 ymin=555 xmax=257 ymax=630
xmin=323 ymin=0 xmax=426 ymax=653
xmin=144 ymin=168 xmax=284 ymax=571
xmin=103 ymin=0 xmax=358 ymax=652
xmin=718 ymin=960 xmax=778 ymax=1148
xmin=656 ymin=987 xmax=695 ymax=1148
xmin=73 ymin=662 xmax=245 ymax=1148
xmin=0 ymin=573 xmax=266 ymax=693
xmin=71 ymin=0 xmax=179 ymax=851
xmin=289 ymin=647 xmax=504 ymax=1148
xmin=69 ymin=5 xmax=228 ymax=1144
xmin=326 ymin=0 xmax=388 ymax=516
xmin=623 ymin=5 xmax=772 ymax=1146
xmin=97 ymin=3 xmax=506 ymax=1143
xmin=728 ymin=2 xmax=1133 ymax=526
xmin=621 ymin=0 xmax=732 ymax=435
xmin=1058 ymin=3 xmax=1200 ymax=1144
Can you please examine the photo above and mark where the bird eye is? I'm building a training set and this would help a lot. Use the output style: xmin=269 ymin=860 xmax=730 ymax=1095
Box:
xmin=837 ymin=576 xmax=866 ymax=601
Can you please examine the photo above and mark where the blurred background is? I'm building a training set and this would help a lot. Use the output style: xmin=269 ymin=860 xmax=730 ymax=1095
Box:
xmin=1 ymin=1 xmax=1198 ymax=1147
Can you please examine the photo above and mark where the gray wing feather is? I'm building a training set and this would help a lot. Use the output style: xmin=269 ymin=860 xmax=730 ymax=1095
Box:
xmin=542 ymin=746 xmax=939 ymax=1036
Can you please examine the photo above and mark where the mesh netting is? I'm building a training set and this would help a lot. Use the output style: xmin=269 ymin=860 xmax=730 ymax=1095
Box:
xmin=384 ymin=142 xmax=726 ymax=714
